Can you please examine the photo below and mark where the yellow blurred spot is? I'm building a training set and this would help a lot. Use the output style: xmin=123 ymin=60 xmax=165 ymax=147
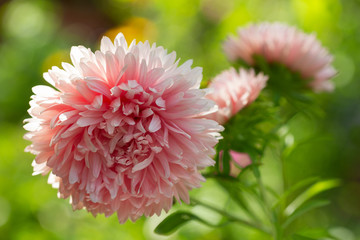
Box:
xmin=221 ymin=3 xmax=252 ymax=37
xmin=292 ymin=0 xmax=341 ymax=33
xmin=42 ymin=50 xmax=71 ymax=73
xmin=104 ymin=17 xmax=158 ymax=44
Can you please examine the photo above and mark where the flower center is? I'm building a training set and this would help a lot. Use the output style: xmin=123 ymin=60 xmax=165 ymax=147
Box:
xmin=97 ymin=80 xmax=165 ymax=173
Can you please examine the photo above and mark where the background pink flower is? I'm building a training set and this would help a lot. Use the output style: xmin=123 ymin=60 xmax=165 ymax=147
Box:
xmin=230 ymin=151 xmax=252 ymax=177
xmin=223 ymin=22 xmax=336 ymax=92
xmin=229 ymin=150 xmax=252 ymax=169
xmin=204 ymin=68 xmax=268 ymax=125
xmin=24 ymin=33 xmax=223 ymax=223
xmin=218 ymin=150 xmax=252 ymax=177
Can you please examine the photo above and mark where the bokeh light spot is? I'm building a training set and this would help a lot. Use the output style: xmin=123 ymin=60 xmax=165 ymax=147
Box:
xmin=3 ymin=1 xmax=45 ymax=39
xmin=104 ymin=17 xmax=158 ymax=44
xmin=330 ymin=227 xmax=356 ymax=240
xmin=332 ymin=52 xmax=355 ymax=88
xmin=292 ymin=0 xmax=342 ymax=33
xmin=42 ymin=50 xmax=71 ymax=73
xmin=37 ymin=200 xmax=72 ymax=233
xmin=0 ymin=196 xmax=11 ymax=227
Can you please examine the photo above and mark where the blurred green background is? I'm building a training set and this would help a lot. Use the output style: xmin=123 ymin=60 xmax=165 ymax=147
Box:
xmin=0 ymin=0 xmax=360 ymax=239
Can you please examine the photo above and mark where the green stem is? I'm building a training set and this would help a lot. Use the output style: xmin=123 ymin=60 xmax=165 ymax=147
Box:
xmin=279 ymin=147 xmax=288 ymax=218
xmin=191 ymin=198 xmax=272 ymax=235
xmin=276 ymin=145 xmax=290 ymax=239
xmin=251 ymin=159 xmax=271 ymax=215
xmin=252 ymin=163 xmax=282 ymax=240
xmin=253 ymin=167 xmax=273 ymax=220
xmin=204 ymin=172 xmax=268 ymax=224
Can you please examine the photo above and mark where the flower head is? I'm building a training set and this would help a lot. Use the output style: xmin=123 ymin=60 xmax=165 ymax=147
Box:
xmin=24 ymin=33 xmax=223 ymax=223
xmin=223 ymin=22 xmax=336 ymax=92
xmin=204 ymin=68 xmax=268 ymax=125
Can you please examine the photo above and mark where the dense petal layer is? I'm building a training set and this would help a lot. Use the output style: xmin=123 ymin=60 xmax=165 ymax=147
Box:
xmin=24 ymin=33 xmax=223 ymax=223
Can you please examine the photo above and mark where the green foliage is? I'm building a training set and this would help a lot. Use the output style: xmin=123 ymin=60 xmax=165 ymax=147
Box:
xmin=214 ymin=97 xmax=280 ymax=176
xmin=1 ymin=0 xmax=359 ymax=239
xmin=154 ymin=211 xmax=221 ymax=235
xmin=292 ymin=234 xmax=318 ymax=240
xmin=154 ymin=211 xmax=200 ymax=235
xmin=284 ymin=179 xmax=341 ymax=218
xmin=284 ymin=200 xmax=331 ymax=229
xmin=292 ymin=228 xmax=339 ymax=240
xmin=167 ymin=47 xmax=342 ymax=238
xmin=273 ymin=177 xmax=320 ymax=209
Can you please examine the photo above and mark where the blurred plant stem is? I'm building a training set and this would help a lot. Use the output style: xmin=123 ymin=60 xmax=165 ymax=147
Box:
xmin=190 ymin=198 xmax=272 ymax=235
xmin=252 ymin=159 xmax=283 ymax=240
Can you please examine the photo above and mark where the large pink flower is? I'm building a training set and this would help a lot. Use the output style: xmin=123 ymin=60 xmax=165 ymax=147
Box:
xmin=204 ymin=68 xmax=268 ymax=125
xmin=223 ymin=22 xmax=336 ymax=92
xmin=24 ymin=33 xmax=223 ymax=223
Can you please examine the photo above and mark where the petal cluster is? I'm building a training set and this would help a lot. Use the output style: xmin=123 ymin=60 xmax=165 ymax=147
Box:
xmin=24 ymin=33 xmax=223 ymax=223
xmin=223 ymin=22 xmax=336 ymax=92
xmin=204 ymin=68 xmax=268 ymax=125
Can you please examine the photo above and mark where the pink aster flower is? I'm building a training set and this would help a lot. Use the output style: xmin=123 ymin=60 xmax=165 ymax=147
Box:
xmin=24 ymin=33 xmax=223 ymax=223
xmin=204 ymin=68 xmax=268 ymax=125
xmin=223 ymin=22 xmax=336 ymax=92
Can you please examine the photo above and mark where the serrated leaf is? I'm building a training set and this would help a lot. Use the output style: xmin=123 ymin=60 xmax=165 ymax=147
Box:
xmin=284 ymin=179 xmax=341 ymax=216
xmin=154 ymin=211 xmax=206 ymax=235
xmin=283 ymin=199 xmax=330 ymax=229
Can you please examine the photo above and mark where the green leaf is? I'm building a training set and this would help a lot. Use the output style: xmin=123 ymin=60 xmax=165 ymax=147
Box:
xmin=154 ymin=211 xmax=208 ymax=235
xmin=294 ymin=228 xmax=339 ymax=240
xmin=266 ymin=185 xmax=280 ymax=200
xmin=284 ymin=179 xmax=341 ymax=217
xmin=283 ymin=199 xmax=330 ymax=229
xmin=217 ymin=180 xmax=249 ymax=209
xmin=216 ymin=177 xmax=261 ymax=222
xmin=237 ymin=162 xmax=259 ymax=178
xmin=292 ymin=234 xmax=318 ymax=240
xmin=251 ymin=164 xmax=261 ymax=178
xmin=273 ymin=177 xmax=319 ymax=209
xmin=220 ymin=98 xmax=279 ymax=161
